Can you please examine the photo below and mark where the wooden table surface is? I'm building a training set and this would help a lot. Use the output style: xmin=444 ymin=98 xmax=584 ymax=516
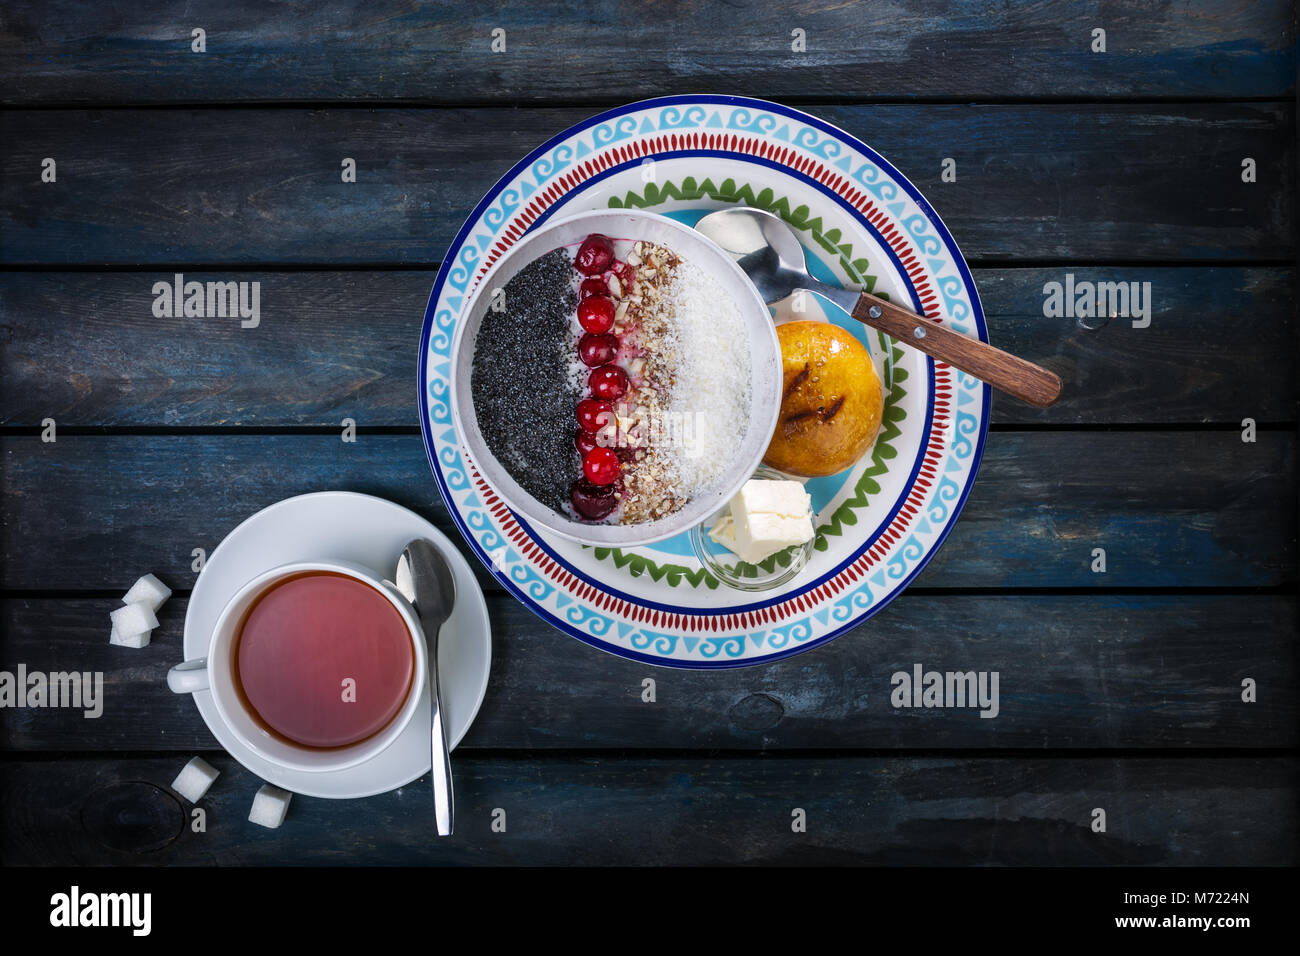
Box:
xmin=1 ymin=1 xmax=1296 ymax=866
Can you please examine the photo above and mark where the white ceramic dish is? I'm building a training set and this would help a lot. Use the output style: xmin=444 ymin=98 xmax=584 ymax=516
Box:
xmin=180 ymin=491 xmax=492 ymax=798
xmin=448 ymin=208 xmax=783 ymax=548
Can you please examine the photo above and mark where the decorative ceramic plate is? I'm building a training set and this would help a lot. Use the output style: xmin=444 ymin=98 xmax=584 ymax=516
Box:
xmin=419 ymin=95 xmax=989 ymax=669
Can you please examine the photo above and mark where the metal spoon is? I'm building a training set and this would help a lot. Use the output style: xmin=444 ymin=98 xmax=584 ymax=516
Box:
xmin=695 ymin=207 xmax=1061 ymax=407
xmin=395 ymin=538 xmax=457 ymax=835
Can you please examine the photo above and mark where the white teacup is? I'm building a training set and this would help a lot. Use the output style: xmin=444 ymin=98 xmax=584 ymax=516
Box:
xmin=167 ymin=559 xmax=427 ymax=773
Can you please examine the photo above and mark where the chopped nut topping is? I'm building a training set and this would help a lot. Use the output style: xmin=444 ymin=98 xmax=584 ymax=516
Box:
xmin=596 ymin=239 xmax=689 ymax=525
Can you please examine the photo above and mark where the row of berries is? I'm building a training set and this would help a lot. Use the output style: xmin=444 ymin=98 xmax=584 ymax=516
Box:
xmin=570 ymin=234 xmax=631 ymax=521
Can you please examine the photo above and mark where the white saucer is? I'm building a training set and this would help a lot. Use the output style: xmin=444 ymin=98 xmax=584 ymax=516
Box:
xmin=182 ymin=491 xmax=492 ymax=799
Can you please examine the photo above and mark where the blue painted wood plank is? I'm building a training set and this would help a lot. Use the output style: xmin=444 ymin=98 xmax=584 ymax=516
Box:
xmin=2 ymin=268 xmax=1293 ymax=427
xmin=2 ymin=594 xmax=1292 ymax=750
xmin=0 ymin=1 xmax=1292 ymax=104
xmin=0 ymin=433 xmax=1292 ymax=590
xmin=0 ymin=104 xmax=1290 ymax=264
xmin=1 ymin=754 xmax=1293 ymax=864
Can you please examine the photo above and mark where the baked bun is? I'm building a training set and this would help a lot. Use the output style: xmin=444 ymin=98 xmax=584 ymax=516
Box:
xmin=763 ymin=320 xmax=883 ymax=477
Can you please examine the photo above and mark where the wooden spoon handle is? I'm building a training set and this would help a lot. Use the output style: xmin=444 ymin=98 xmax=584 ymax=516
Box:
xmin=850 ymin=292 xmax=1062 ymax=408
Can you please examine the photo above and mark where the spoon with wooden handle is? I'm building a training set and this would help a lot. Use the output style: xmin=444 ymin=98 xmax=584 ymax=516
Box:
xmin=695 ymin=207 xmax=1061 ymax=407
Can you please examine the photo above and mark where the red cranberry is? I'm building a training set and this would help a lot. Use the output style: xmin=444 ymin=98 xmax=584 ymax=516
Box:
xmin=570 ymin=479 xmax=617 ymax=521
xmin=575 ymin=429 xmax=598 ymax=457
xmin=578 ymin=332 xmax=618 ymax=367
xmin=574 ymin=234 xmax=615 ymax=276
xmin=576 ymin=398 xmax=614 ymax=433
xmin=578 ymin=295 xmax=616 ymax=334
xmin=579 ymin=277 xmax=608 ymax=299
xmin=583 ymin=447 xmax=622 ymax=485
xmin=588 ymin=364 xmax=628 ymax=401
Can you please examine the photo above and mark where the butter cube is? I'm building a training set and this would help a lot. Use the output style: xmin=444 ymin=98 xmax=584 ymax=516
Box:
xmin=737 ymin=511 xmax=813 ymax=564
xmin=732 ymin=480 xmax=809 ymax=519
xmin=708 ymin=479 xmax=813 ymax=565
xmin=707 ymin=513 xmax=737 ymax=550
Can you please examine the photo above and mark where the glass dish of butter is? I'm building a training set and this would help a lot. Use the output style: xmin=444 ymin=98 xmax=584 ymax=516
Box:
xmin=690 ymin=465 xmax=816 ymax=591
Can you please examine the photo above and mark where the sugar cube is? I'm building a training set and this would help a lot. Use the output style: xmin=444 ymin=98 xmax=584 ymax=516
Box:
xmin=171 ymin=757 xmax=219 ymax=803
xmin=249 ymin=784 xmax=292 ymax=829
xmin=109 ymin=623 xmax=150 ymax=648
xmin=122 ymin=573 xmax=172 ymax=612
xmin=110 ymin=601 xmax=158 ymax=636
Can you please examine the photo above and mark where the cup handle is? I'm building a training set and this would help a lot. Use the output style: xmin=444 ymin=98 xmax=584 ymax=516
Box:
xmin=167 ymin=658 xmax=210 ymax=694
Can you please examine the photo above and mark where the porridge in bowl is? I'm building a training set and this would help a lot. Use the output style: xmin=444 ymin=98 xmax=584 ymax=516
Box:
xmin=471 ymin=231 xmax=752 ymax=526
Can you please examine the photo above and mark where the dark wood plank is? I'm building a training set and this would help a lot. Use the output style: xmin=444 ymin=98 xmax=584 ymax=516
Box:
xmin=0 ymin=271 xmax=428 ymax=429
xmin=2 ymin=433 xmax=1292 ymax=591
xmin=8 ymin=268 xmax=1288 ymax=428
xmin=1 ymin=104 xmax=1290 ymax=265
xmin=926 ymin=428 xmax=1296 ymax=588
xmin=1 ymin=754 xmax=1292 ymax=865
xmin=2 ymin=595 xmax=1292 ymax=751
xmin=982 ymin=267 xmax=1298 ymax=425
xmin=0 ymin=1 xmax=1292 ymax=104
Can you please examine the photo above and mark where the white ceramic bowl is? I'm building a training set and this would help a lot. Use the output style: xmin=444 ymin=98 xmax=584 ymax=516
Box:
xmin=449 ymin=209 xmax=782 ymax=547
